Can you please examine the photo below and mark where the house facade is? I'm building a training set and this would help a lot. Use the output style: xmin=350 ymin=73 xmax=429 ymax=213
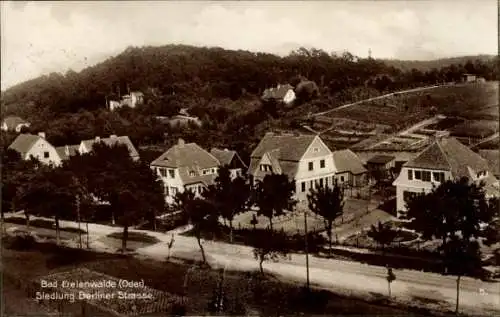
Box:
xmin=8 ymin=132 xmax=62 ymax=166
xmin=151 ymin=139 xmax=221 ymax=204
xmin=332 ymin=149 xmax=368 ymax=187
xmin=1 ymin=116 xmax=30 ymax=132
xmin=248 ymin=132 xmax=336 ymax=202
xmin=393 ymin=137 xmax=499 ymax=217
xmin=262 ymin=84 xmax=296 ymax=105
xmin=210 ymin=148 xmax=247 ymax=179
xmin=79 ymin=135 xmax=140 ymax=161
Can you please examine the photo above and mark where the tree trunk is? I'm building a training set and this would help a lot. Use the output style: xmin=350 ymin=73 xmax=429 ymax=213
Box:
xmin=229 ymin=219 xmax=233 ymax=244
xmin=121 ymin=225 xmax=128 ymax=253
xmin=269 ymin=217 xmax=273 ymax=231
xmin=196 ymin=234 xmax=207 ymax=264
xmin=259 ymin=256 xmax=265 ymax=275
xmin=112 ymin=211 xmax=116 ymax=225
xmin=455 ymin=275 xmax=461 ymax=315
xmin=55 ymin=217 xmax=60 ymax=245
xmin=25 ymin=211 xmax=30 ymax=229
xmin=327 ymin=228 xmax=332 ymax=257
xmin=388 ymin=281 xmax=391 ymax=297
xmin=1 ymin=211 xmax=5 ymax=234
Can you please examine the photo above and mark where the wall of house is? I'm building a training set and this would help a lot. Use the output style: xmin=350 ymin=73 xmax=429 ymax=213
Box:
xmin=230 ymin=168 xmax=242 ymax=179
xmin=283 ymin=89 xmax=296 ymax=104
xmin=152 ymin=166 xmax=184 ymax=204
xmin=394 ymin=166 xmax=452 ymax=215
xmin=294 ymin=137 xmax=337 ymax=201
xmin=25 ymin=138 xmax=62 ymax=166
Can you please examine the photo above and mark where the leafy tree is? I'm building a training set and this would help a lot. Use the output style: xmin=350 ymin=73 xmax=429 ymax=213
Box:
xmin=307 ymin=182 xmax=345 ymax=255
xmin=442 ymin=234 xmax=482 ymax=315
xmin=65 ymin=142 xmax=165 ymax=251
xmin=483 ymin=197 xmax=499 ymax=247
xmin=204 ymin=166 xmax=251 ymax=243
xmin=252 ymin=174 xmax=296 ymax=231
xmin=247 ymin=229 xmax=291 ymax=274
xmin=367 ymin=221 xmax=399 ymax=251
xmin=404 ymin=177 xmax=492 ymax=252
xmin=175 ymin=190 xmax=218 ymax=263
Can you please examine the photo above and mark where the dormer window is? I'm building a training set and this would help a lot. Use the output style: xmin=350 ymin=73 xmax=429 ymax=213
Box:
xmin=313 ymin=148 xmax=319 ymax=152
xmin=477 ymin=171 xmax=488 ymax=178
xmin=189 ymin=171 xmax=195 ymax=177
xmin=260 ymin=164 xmax=272 ymax=172
xmin=159 ymin=168 xmax=168 ymax=177
xmin=168 ymin=169 xmax=175 ymax=178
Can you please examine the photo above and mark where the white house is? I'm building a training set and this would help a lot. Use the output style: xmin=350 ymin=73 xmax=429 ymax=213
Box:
xmin=210 ymin=148 xmax=247 ymax=179
xmin=332 ymin=149 xmax=368 ymax=187
xmin=393 ymin=136 xmax=499 ymax=217
xmin=150 ymin=139 xmax=221 ymax=204
xmin=8 ymin=132 xmax=62 ymax=166
xmin=79 ymin=135 xmax=140 ymax=161
xmin=248 ymin=132 xmax=336 ymax=202
xmin=262 ymin=84 xmax=296 ymax=105
xmin=1 ymin=116 xmax=30 ymax=133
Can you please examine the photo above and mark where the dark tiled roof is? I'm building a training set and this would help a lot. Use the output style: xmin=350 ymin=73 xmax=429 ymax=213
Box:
xmin=332 ymin=149 xmax=367 ymax=174
xmin=251 ymin=132 xmax=316 ymax=161
xmin=82 ymin=136 xmax=139 ymax=158
xmin=367 ymin=155 xmax=395 ymax=165
xmin=151 ymin=141 xmax=220 ymax=185
xmin=262 ymin=84 xmax=294 ymax=100
xmin=8 ymin=134 xmax=41 ymax=157
xmin=404 ymin=137 xmax=490 ymax=178
xmin=2 ymin=116 xmax=29 ymax=130
xmin=479 ymin=150 xmax=499 ymax=177
xmin=210 ymin=148 xmax=247 ymax=168
xmin=55 ymin=145 xmax=80 ymax=161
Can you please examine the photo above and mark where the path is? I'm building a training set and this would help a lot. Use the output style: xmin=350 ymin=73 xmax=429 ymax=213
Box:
xmin=472 ymin=132 xmax=499 ymax=149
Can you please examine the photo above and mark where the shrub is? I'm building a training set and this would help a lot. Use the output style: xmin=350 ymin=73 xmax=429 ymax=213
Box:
xmin=4 ymin=232 xmax=36 ymax=250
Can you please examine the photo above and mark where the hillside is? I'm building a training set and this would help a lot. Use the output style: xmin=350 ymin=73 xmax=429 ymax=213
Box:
xmin=380 ymin=55 xmax=497 ymax=72
xmin=1 ymin=44 xmax=498 ymax=162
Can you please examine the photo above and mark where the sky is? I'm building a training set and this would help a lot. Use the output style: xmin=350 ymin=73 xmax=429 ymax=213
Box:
xmin=1 ymin=0 xmax=497 ymax=90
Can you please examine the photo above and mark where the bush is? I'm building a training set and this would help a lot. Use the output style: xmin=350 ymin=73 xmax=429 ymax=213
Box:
xmin=289 ymin=287 xmax=330 ymax=313
xmin=4 ymin=216 xmax=86 ymax=234
xmin=4 ymin=233 xmax=37 ymax=250
xmin=107 ymin=231 xmax=160 ymax=244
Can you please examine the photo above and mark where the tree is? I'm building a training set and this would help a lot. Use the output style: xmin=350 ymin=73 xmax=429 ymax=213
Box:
xmin=65 ymin=142 xmax=165 ymax=252
xmin=482 ymin=197 xmax=499 ymax=247
xmin=442 ymin=234 xmax=482 ymax=315
xmin=247 ymin=229 xmax=291 ymax=274
xmin=403 ymin=177 xmax=492 ymax=254
xmin=203 ymin=166 xmax=250 ymax=243
xmin=252 ymin=174 xmax=296 ymax=231
xmin=175 ymin=190 xmax=218 ymax=264
xmin=367 ymin=221 xmax=399 ymax=251
xmin=307 ymin=182 xmax=345 ymax=255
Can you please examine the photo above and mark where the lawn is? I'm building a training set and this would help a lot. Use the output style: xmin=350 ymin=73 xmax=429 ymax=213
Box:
xmin=4 ymin=216 xmax=87 ymax=234
xmin=98 ymin=231 xmax=161 ymax=251
xmin=476 ymin=135 xmax=499 ymax=150
xmin=1 ymin=239 xmax=452 ymax=317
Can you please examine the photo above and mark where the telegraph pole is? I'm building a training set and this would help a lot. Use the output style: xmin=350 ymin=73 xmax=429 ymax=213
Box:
xmin=304 ymin=207 xmax=310 ymax=290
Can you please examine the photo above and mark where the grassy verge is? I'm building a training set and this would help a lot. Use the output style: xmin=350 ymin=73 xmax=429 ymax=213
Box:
xmin=2 ymin=238 xmax=458 ymax=317
xmin=106 ymin=231 xmax=160 ymax=244
xmin=4 ymin=216 xmax=87 ymax=234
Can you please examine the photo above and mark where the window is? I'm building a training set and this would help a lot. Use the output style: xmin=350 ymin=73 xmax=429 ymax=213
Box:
xmin=310 ymin=180 xmax=314 ymax=189
xmin=340 ymin=176 xmax=345 ymax=182
xmin=301 ymin=182 xmax=306 ymax=192
xmin=414 ymin=170 xmax=422 ymax=180
xmin=171 ymin=187 xmax=178 ymax=195
xmin=422 ymin=171 xmax=431 ymax=182
xmin=168 ymin=169 xmax=175 ymax=178
xmin=260 ymin=164 xmax=272 ymax=172
xmin=433 ymin=172 xmax=445 ymax=182
xmin=164 ymin=186 xmax=169 ymax=196
xmin=403 ymin=191 xmax=417 ymax=202
xmin=320 ymin=159 xmax=325 ymax=168
xmin=189 ymin=171 xmax=195 ymax=177
xmin=308 ymin=162 xmax=314 ymax=171
xmin=198 ymin=185 xmax=203 ymax=193
xmin=313 ymin=148 xmax=319 ymax=152
xmin=407 ymin=169 xmax=413 ymax=180
xmin=325 ymin=178 xmax=328 ymax=186
xmin=319 ymin=178 xmax=324 ymax=187
xmin=43 ymin=151 xmax=49 ymax=158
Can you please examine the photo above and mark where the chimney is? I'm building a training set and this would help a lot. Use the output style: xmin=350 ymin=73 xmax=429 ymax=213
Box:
xmin=95 ymin=136 xmax=100 ymax=142
xmin=178 ymin=138 xmax=185 ymax=146
xmin=110 ymin=134 xmax=117 ymax=139
xmin=38 ymin=132 xmax=46 ymax=139
xmin=65 ymin=145 xmax=70 ymax=156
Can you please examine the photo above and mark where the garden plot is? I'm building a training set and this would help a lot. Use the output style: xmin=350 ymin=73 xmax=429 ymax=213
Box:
xmin=450 ymin=120 xmax=499 ymax=139
xmin=38 ymin=267 xmax=182 ymax=316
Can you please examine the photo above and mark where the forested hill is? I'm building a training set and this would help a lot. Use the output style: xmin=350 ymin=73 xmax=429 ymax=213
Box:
xmin=380 ymin=55 xmax=497 ymax=72
xmin=1 ymin=44 xmax=498 ymax=160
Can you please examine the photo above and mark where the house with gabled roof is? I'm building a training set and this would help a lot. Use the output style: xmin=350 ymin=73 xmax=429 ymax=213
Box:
xmin=55 ymin=144 xmax=80 ymax=161
xmin=210 ymin=148 xmax=247 ymax=179
xmin=393 ymin=137 xmax=499 ymax=216
xmin=151 ymin=139 xmax=221 ymax=204
xmin=1 ymin=116 xmax=30 ymax=133
xmin=262 ymin=84 xmax=296 ymax=105
xmin=248 ymin=132 xmax=336 ymax=201
xmin=79 ymin=135 xmax=140 ymax=161
xmin=8 ymin=132 xmax=62 ymax=166
xmin=332 ymin=149 xmax=368 ymax=187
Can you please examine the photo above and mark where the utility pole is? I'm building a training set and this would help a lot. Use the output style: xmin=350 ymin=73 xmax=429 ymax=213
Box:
xmin=304 ymin=207 xmax=310 ymax=290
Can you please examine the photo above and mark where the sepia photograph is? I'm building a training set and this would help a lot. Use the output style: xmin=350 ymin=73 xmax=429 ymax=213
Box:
xmin=1 ymin=1 xmax=499 ymax=316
